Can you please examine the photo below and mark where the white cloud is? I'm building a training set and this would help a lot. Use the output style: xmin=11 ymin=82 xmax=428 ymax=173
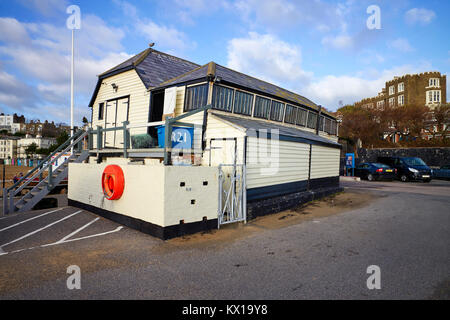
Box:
xmin=0 ymin=69 xmax=37 ymax=110
xmin=405 ymin=8 xmax=436 ymax=25
xmin=389 ymin=38 xmax=415 ymax=53
xmin=17 ymin=0 xmax=68 ymax=16
xmin=302 ymin=63 xmax=433 ymax=110
xmin=0 ymin=15 xmax=131 ymax=124
xmin=136 ymin=20 xmax=192 ymax=52
xmin=321 ymin=34 xmax=353 ymax=50
xmin=227 ymin=32 xmax=312 ymax=87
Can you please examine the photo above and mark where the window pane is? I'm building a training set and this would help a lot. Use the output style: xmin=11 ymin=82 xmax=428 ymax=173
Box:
xmin=233 ymin=90 xmax=253 ymax=115
xmin=98 ymin=103 xmax=104 ymax=120
xmin=254 ymin=96 xmax=271 ymax=119
xmin=307 ymin=112 xmax=317 ymax=129
xmin=270 ymin=101 xmax=284 ymax=122
xmin=284 ymin=105 xmax=297 ymax=124
xmin=212 ymin=85 xmax=234 ymax=112
xmin=296 ymin=108 xmax=307 ymax=126
xmin=319 ymin=116 xmax=325 ymax=131
xmin=185 ymin=84 xmax=208 ymax=111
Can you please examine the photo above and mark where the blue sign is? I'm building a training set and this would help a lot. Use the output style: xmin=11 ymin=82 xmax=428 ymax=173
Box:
xmin=345 ymin=153 xmax=355 ymax=168
xmin=171 ymin=127 xmax=193 ymax=149
xmin=157 ymin=126 xmax=194 ymax=149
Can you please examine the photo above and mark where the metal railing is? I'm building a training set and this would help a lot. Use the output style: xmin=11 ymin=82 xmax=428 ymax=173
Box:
xmin=3 ymin=130 xmax=88 ymax=214
xmin=89 ymin=105 xmax=211 ymax=165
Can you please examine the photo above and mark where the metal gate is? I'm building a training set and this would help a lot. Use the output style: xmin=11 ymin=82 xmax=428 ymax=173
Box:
xmin=218 ymin=163 xmax=246 ymax=228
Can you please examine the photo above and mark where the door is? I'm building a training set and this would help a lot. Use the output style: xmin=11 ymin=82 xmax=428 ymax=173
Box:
xmin=113 ymin=97 xmax=129 ymax=148
xmin=104 ymin=100 xmax=117 ymax=148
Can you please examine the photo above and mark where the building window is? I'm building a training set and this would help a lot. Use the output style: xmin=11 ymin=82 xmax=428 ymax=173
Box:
xmin=325 ymin=118 xmax=332 ymax=134
xmin=398 ymin=95 xmax=404 ymax=106
xmin=398 ymin=82 xmax=404 ymax=92
xmin=318 ymin=116 xmax=325 ymax=131
xmin=427 ymin=90 xmax=441 ymax=104
xmin=307 ymin=112 xmax=318 ymax=129
xmin=184 ymin=84 xmax=209 ymax=111
xmin=377 ymin=100 xmax=385 ymax=110
xmin=296 ymin=108 xmax=308 ymax=127
xmin=284 ymin=105 xmax=297 ymax=124
xmin=212 ymin=85 xmax=234 ymax=112
xmin=389 ymin=85 xmax=395 ymax=95
xmin=233 ymin=90 xmax=253 ymax=115
xmin=389 ymin=97 xmax=395 ymax=107
xmin=253 ymin=96 xmax=271 ymax=119
xmin=98 ymin=102 xmax=104 ymax=120
xmin=269 ymin=101 xmax=284 ymax=122
xmin=429 ymin=78 xmax=440 ymax=87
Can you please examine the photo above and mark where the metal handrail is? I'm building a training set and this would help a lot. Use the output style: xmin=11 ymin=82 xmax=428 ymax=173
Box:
xmin=7 ymin=130 xmax=86 ymax=194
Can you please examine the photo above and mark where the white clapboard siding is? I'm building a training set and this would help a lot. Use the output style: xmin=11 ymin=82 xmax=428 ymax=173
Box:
xmin=91 ymin=69 xmax=150 ymax=141
xmin=180 ymin=112 xmax=246 ymax=166
xmin=310 ymin=145 xmax=340 ymax=179
xmin=246 ymin=137 xmax=310 ymax=189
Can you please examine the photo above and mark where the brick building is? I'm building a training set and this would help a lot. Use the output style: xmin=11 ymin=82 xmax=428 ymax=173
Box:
xmin=354 ymin=71 xmax=446 ymax=110
xmin=353 ymin=72 xmax=448 ymax=141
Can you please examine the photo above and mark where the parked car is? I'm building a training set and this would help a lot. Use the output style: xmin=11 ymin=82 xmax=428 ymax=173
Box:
xmin=354 ymin=162 xmax=396 ymax=181
xmin=377 ymin=156 xmax=432 ymax=182
xmin=432 ymin=164 xmax=450 ymax=180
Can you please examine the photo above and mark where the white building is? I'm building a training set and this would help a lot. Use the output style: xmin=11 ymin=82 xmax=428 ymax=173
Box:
xmin=0 ymin=115 xmax=22 ymax=134
xmin=17 ymin=135 xmax=56 ymax=158
xmin=0 ymin=137 xmax=18 ymax=159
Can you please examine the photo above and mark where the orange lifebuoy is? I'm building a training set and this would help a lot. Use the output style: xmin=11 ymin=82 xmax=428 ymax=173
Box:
xmin=102 ymin=165 xmax=125 ymax=200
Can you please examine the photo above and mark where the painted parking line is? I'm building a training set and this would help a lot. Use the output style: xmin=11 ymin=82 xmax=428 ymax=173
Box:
xmin=42 ymin=225 xmax=124 ymax=247
xmin=53 ymin=217 xmax=100 ymax=244
xmin=0 ymin=208 xmax=64 ymax=232
xmin=0 ymin=210 xmax=82 ymax=249
xmin=1 ymin=225 xmax=123 ymax=256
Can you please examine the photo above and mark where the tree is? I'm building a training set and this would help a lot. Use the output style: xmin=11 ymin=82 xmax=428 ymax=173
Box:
xmin=25 ymin=143 xmax=38 ymax=156
xmin=82 ymin=116 xmax=88 ymax=124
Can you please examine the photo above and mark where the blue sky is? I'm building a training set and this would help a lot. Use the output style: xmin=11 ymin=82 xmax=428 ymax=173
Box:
xmin=0 ymin=0 xmax=449 ymax=125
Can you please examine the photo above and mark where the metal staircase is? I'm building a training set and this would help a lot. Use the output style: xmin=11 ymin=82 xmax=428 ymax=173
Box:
xmin=3 ymin=130 xmax=89 ymax=215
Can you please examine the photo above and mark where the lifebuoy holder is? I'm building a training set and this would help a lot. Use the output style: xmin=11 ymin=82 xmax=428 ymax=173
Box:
xmin=102 ymin=165 xmax=125 ymax=200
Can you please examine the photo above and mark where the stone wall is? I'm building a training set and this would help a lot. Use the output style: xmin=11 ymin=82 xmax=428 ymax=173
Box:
xmin=356 ymin=147 xmax=450 ymax=167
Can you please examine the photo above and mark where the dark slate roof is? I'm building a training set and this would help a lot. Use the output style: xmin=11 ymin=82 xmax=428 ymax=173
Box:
xmin=211 ymin=112 xmax=341 ymax=148
xmin=134 ymin=50 xmax=200 ymax=88
xmin=157 ymin=62 xmax=318 ymax=110
xmin=100 ymin=49 xmax=200 ymax=88
xmin=89 ymin=49 xmax=199 ymax=107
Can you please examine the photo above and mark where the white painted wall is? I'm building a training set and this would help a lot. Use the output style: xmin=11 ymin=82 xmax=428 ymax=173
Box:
xmin=246 ymin=137 xmax=310 ymax=189
xmin=68 ymin=162 xmax=218 ymax=227
xmin=310 ymin=145 xmax=340 ymax=179
xmin=91 ymin=69 xmax=150 ymax=142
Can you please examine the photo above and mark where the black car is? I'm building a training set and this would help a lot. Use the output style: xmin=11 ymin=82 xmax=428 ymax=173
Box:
xmin=377 ymin=156 xmax=432 ymax=182
xmin=354 ymin=162 xmax=396 ymax=181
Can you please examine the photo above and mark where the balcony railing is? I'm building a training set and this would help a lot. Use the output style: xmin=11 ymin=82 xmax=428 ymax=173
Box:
xmin=89 ymin=105 xmax=211 ymax=165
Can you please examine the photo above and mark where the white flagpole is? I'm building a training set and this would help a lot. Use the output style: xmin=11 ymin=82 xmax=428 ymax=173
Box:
xmin=70 ymin=29 xmax=74 ymax=152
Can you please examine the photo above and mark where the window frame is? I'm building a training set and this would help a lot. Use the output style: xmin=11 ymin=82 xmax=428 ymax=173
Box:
xmin=98 ymin=102 xmax=104 ymax=120
xmin=184 ymin=83 xmax=209 ymax=112
xmin=253 ymin=96 xmax=271 ymax=119
xmin=211 ymin=84 xmax=234 ymax=112
xmin=269 ymin=100 xmax=285 ymax=122
xmin=233 ymin=90 xmax=254 ymax=116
